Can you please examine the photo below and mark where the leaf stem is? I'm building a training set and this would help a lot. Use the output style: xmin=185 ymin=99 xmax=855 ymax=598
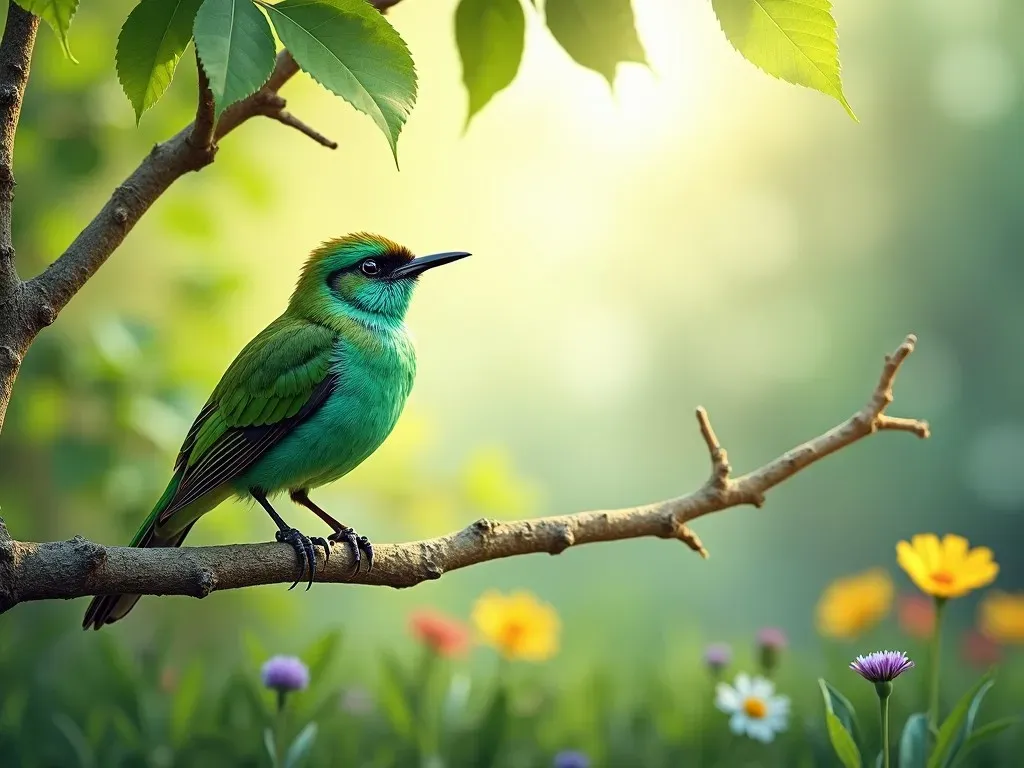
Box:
xmin=928 ymin=597 xmax=947 ymax=733
xmin=275 ymin=690 xmax=287 ymax=767
xmin=876 ymin=682 xmax=893 ymax=768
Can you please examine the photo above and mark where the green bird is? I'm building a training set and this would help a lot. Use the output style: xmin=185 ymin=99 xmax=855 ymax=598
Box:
xmin=83 ymin=233 xmax=470 ymax=630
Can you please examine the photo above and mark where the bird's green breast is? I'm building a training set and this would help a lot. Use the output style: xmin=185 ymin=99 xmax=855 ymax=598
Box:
xmin=234 ymin=326 xmax=416 ymax=494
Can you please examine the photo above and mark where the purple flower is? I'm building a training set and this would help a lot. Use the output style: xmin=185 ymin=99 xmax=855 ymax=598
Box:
xmin=553 ymin=751 xmax=590 ymax=768
xmin=704 ymin=643 xmax=732 ymax=670
xmin=261 ymin=655 xmax=310 ymax=692
xmin=757 ymin=628 xmax=787 ymax=674
xmin=757 ymin=627 xmax=787 ymax=649
xmin=850 ymin=650 xmax=915 ymax=683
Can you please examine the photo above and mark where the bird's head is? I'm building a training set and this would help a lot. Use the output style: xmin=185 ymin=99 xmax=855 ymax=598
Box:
xmin=289 ymin=233 xmax=470 ymax=325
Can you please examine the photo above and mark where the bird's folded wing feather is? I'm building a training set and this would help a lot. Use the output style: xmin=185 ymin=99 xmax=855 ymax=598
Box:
xmin=157 ymin=318 xmax=339 ymax=524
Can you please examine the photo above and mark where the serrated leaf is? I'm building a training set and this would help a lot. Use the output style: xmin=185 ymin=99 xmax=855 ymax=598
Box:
xmin=711 ymin=0 xmax=856 ymax=119
xmin=928 ymin=670 xmax=996 ymax=768
xmin=818 ymin=679 xmax=864 ymax=755
xmin=952 ymin=715 xmax=1022 ymax=767
xmin=14 ymin=0 xmax=79 ymax=61
xmin=455 ymin=0 xmax=525 ymax=125
xmin=544 ymin=0 xmax=646 ymax=85
xmin=284 ymin=722 xmax=318 ymax=768
xmin=116 ymin=0 xmax=205 ymax=122
xmin=825 ymin=711 xmax=862 ymax=768
xmin=260 ymin=0 xmax=417 ymax=164
xmin=194 ymin=0 xmax=277 ymax=117
xmin=899 ymin=713 xmax=929 ymax=768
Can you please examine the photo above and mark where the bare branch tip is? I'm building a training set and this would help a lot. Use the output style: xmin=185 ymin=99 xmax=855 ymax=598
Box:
xmin=270 ymin=111 xmax=338 ymax=149
xmin=695 ymin=406 xmax=719 ymax=450
xmin=675 ymin=523 xmax=707 ymax=558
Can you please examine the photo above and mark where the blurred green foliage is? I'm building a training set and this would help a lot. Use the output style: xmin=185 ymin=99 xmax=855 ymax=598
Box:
xmin=2 ymin=0 xmax=1024 ymax=765
xmin=1 ymin=613 xmax=1022 ymax=766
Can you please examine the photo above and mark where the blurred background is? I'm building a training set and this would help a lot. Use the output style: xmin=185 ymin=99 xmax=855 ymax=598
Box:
xmin=1 ymin=0 xmax=1023 ymax=765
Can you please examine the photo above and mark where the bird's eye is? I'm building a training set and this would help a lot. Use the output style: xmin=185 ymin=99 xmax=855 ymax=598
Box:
xmin=360 ymin=259 xmax=380 ymax=276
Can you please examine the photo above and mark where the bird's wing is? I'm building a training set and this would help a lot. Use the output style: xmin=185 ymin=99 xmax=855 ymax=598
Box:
xmin=156 ymin=317 xmax=339 ymax=525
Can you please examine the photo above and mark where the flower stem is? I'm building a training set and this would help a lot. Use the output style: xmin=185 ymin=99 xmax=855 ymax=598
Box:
xmin=876 ymin=682 xmax=893 ymax=768
xmin=928 ymin=597 xmax=947 ymax=732
xmin=275 ymin=690 xmax=287 ymax=767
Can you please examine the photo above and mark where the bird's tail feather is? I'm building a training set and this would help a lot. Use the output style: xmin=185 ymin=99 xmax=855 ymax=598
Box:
xmin=82 ymin=475 xmax=192 ymax=631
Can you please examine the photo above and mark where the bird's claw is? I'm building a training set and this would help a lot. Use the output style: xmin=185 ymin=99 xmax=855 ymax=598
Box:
xmin=327 ymin=527 xmax=374 ymax=576
xmin=275 ymin=527 xmax=318 ymax=591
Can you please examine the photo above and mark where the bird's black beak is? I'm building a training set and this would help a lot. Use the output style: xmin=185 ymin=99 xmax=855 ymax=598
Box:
xmin=391 ymin=251 xmax=471 ymax=279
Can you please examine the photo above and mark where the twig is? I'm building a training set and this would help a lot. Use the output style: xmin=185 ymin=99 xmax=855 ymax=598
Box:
xmin=189 ymin=50 xmax=217 ymax=152
xmin=25 ymin=51 xmax=330 ymax=325
xmin=269 ymin=108 xmax=339 ymax=149
xmin=0 ymin=335 xmax=929 ymax=614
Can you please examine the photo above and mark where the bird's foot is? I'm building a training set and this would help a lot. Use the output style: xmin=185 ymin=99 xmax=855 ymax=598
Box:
xmin=327 ymin=527 xmax=374 ymax=576
xmin=275 ymin=527 xmax=322 ymax=591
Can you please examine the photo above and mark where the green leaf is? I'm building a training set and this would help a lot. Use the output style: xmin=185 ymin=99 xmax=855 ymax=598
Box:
xmin=825 ymin=711 xmax=862 ymax=768
xmin=284 ymin=722 xmax=318 ymax=768
xmin=711 ymin=0 xmax=855 ymax=119
xmin=170 ymin=662 xmax=204 ymax=746
xmin=52 ymin=713 xmax=95 ymax=768
xmin=455 ymin=0 xmax=525 ymax=125
xmin=13 ymin=0 xmax=79 ymax=61
xmin=264 ymin=727 xmax=278 ymax=768
xmin=818 ymin=678 xmax=864 ymax=754
xmin=471 ymin=684 xmax=510 ymax=768
xmin=301 ymin=629 xmax=342 ymax=682
xmin=377 ymin=651 xmax=413 ymax=739
xmin=116 ymin=0 xmax=205 ymax=122
xmin=194 ymin=0 xmax=277 ymax=117
xmin=260 ymin=0 xmax=417 ymax=164
xmin=945 ymin=675 xmax=997 ymax=768
xmin=952 ymin=716 xmax=1022 ymax=767
xmin=544 ymin=0 xmax=646 ymax=85
xmin=928 ymin=670 xmax=996 ymax=768
xmin=899 ymin=714 xmax=930 ymax=768
xmin=242 ymin=630 xmax=269 ymax=673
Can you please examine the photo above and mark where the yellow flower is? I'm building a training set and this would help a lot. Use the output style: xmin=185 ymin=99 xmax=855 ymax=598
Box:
xmin=816 ymin=568 xmax=894 ymax=639
xmin=896 ymin=534 xmax=998 ymax=599
xmin=472 ymin=590 xmax=560 ymax=661
xmin=980 ymin=591 xmax=1024 ymax=644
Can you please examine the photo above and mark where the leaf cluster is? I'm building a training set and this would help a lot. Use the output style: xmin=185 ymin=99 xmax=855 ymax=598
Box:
xmin=17 ymin=0 xmax=857 ymax=167
xmin=819 ymin=669 xmax=1022 ymax=768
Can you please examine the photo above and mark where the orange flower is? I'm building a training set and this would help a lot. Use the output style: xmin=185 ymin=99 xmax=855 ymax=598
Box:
xmin=896 ymin=534 xmax=998 ymax=599
xmin=409 ymin=609 xmax=471 ymax=657
xmin=897 ymin=594 xmax=935 ymax=639
xmin=472 ymin=590 xmax=560 ymax=661
xmin=962 ymin=629 xmax=1002 ymax=668
xmin=816 ymin=568 xmax=894 ymax=639
xmin=979 ymin=591 xmax=1024 ymax=644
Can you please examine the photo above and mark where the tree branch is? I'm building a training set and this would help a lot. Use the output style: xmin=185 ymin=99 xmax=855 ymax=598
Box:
xmin=0 ymin=4 xmax=39 ymax=434
xmin=25 ymin=49 xmax=331 ymax=325
xmin=0 ymin=335 xmax=930 ymax=615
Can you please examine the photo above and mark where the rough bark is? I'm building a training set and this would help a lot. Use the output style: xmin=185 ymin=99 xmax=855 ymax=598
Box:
xmin=0 ymin=4 xmax=38 ymax=434
xmin=0 ymin=336 xmax=929 ymax=615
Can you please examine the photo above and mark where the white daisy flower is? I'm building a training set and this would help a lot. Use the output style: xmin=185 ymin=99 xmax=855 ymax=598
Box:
xmin=715 ymin=672 xmax=790 ymax=743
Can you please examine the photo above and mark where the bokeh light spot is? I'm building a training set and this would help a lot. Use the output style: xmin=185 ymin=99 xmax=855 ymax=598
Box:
xmin=931 ymin=41 xmax=1015 ymax=125
xmin=964 ymin=423 xmax=1024 ymax=511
